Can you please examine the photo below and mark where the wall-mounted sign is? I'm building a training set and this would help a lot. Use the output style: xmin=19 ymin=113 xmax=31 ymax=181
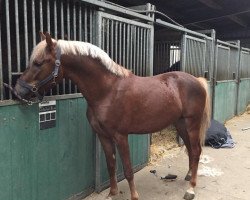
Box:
xmin=39 ymin=100 xmax=56 ymax=130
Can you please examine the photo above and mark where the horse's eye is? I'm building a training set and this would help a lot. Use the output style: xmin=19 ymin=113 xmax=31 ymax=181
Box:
xmin=33 ymin=60 xmax=44 ymax=67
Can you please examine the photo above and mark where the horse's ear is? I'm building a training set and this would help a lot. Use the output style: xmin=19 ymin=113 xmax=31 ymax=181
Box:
xmin=40 ymin=31 xmax=46 ymax=41
xmin=45 ymin=32 xmax=54 ymax=51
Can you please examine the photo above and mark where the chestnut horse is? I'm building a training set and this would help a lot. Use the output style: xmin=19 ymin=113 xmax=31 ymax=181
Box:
xmin=14 ymin=33 xmax=210 ymax=200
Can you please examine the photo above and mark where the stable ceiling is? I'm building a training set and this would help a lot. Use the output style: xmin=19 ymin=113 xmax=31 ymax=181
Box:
xmin=108 ymin=0 xmax=250 ymax=43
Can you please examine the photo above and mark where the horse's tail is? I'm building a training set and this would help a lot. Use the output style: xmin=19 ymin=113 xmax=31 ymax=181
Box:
xmin=197 ymin=77 xmax=211 ymax=146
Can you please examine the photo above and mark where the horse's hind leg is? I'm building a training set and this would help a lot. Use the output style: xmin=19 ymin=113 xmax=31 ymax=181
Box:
xmin=183 ymin=117 xmax=202 ymax=200
xmin=174 ymin=119 xmax=192 ymax=181
xmin=98 ymin=134 xmax=118 ymax=196
xmin=114 ymin=134 xmax=139 ymax=200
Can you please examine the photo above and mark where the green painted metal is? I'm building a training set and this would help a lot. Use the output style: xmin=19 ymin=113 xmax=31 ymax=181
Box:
xmin=213 ymin=81 xmax=237 ymax=123
xmin=0 ymin=97 xmax=150 ymax=199
xmin=0 ymin=98 xmax=95 ymax=200
xmin=237 ymin=78 xmax=250 ymax=114
xmin=99 ymin=134 xmax=149 ymax=189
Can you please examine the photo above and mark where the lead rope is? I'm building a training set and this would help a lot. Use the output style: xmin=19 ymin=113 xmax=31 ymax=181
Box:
xmin=3 ymin=83 xmax=34 ymax=105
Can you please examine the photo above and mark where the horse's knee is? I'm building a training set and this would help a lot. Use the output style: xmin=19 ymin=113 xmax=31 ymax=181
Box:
xmin=124 ymin=169 xmax=134 ymax=181
xmin=107 ymin=164 xmax=116 ymax=175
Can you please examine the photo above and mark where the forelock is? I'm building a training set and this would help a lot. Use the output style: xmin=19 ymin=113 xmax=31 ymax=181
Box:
xmin=30 ymin=39 xmax=56 ymax=62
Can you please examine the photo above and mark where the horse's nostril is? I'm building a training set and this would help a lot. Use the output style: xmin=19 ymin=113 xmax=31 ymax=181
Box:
xmin=13 ymin=83 xmax=30 ymax=101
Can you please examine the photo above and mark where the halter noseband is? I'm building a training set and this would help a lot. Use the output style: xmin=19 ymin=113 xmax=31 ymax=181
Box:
xmin=17 ymin=46 xmax=61 ymax=103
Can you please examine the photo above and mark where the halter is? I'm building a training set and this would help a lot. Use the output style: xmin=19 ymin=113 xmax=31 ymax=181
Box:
xmin=15 ymin=46 xmax=61 ymax=104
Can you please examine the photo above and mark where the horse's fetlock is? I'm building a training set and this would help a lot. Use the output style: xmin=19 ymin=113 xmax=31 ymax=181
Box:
xmin=190 ymin=180 xmax=196 ymax=187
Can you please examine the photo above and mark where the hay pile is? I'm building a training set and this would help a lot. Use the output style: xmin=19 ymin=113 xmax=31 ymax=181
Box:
xmin=149 ymin=126 xmax=180 ymax=165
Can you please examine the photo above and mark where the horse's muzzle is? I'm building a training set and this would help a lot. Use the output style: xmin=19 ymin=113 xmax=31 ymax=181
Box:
xmin=14 ymin=81 xmax=31 ymax=100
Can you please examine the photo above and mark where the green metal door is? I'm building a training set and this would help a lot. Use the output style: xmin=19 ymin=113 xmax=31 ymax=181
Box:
xmin=213 ymin=41 xmax=240 ymax=123
xmin=213 ymin=81 xmax=237 ymax=123
xmin=237 ymin=79 xmax=250 ymax=114
xmin=237 ymin=49 xmax=250 ymax=114
xmin=0 ymin=98 xmax=95 ymax=200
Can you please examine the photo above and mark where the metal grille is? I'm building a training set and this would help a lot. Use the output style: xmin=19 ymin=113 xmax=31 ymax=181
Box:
xmin=215 ymin=41 xmax=240 ymax=81
xmin=229 ymin=47 xmax=239 ymax=80
xmin=240 ymin=49 xmax=250 ymax=78
xmin=98 ymin=12 xmax=153 ymax=77
xmin=205 ymin=38 xmax=214 ymax=80
xmin=153 ymin=41 xmax=180 ymax=75
xmin=183 ymin=35 xmax=206 ymax=77
xmin=0 ymin=0 xmax=95 ymax=100
xmin=215 ymin=45 xmax=230 ymax=81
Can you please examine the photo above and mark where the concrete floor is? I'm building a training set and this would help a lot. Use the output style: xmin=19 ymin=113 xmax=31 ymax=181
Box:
xmin=84 ymin=112 xmax=250 ymax=200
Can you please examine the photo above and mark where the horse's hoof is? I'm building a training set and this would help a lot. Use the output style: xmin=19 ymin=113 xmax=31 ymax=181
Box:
xmin=183 ymin=191 xmax=195 ymax=200
xmin=131 ymin=191 xmax=139 ymax=200
xmin=108 ymin=189 xmax=118 ymax=197
xmin=184 ymin=174 xmax=191 ymax=181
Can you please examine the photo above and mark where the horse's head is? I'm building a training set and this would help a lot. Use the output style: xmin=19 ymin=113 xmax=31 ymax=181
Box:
xmin=14 ymin=32 xmax=62 ymax=103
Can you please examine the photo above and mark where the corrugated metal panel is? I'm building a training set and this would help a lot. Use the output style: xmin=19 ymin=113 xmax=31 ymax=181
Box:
xmin=215 ymin=45 xmax=230 ymax=81
xmin=240 ymin=50 xmax=250 ymax=78
xmin=181 ymin=34 xmax=207 ymax=77
xmin=215 ymin=41 xmax=240 ymax=81
xmin=184 ymin=35 xmax=206 ymax=77
xmin=0 ymin=98 xmax=95 ymax=200
xmin=213 ymin=81 xmax=237 ymax=123
xmin=205 ymin=38 xmax=215 ymax=80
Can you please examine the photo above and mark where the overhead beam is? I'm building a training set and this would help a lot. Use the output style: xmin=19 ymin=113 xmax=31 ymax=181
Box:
xmin=197 ymin=0 xmax=222 ymax=10
xmin=197 ymin=0 xmax=249 ymax=28
xmin=218 ymin=28 xmax=250 ymax=40
xmin=186 ymin=23 xmax=209 ymax=30
xmin=184 ymin=9 xmax=250 ymax=26
xmin=228 ymin=15 xmax=248 ymax=28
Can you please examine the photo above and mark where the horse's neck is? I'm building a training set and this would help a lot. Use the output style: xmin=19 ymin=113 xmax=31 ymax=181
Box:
xmin=61 ymin=55 xmax=119 ymax=103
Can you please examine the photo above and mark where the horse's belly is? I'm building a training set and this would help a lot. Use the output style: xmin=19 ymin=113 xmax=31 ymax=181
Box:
xmin=119 ymin=104 xmax=182 ymax=134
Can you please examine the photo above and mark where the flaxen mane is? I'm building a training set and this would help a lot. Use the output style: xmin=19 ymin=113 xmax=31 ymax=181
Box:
xmin=30 ymin=39 xmax=130 ymax=77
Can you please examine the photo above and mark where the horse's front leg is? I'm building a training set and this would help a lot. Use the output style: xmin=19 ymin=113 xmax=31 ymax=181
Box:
xmin=98 ymin=134 xmax=118 ymax=196
xmin=86 ymin=108 xmax=118 ymax=196
xmin=114 ymin=134 xmax=139 ymax=200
